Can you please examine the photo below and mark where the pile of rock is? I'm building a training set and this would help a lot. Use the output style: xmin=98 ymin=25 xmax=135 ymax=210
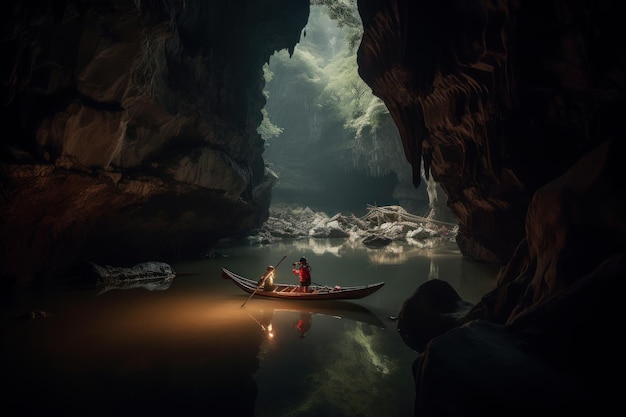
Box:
xmin=248 ymin=203 xmax=457 ymax=248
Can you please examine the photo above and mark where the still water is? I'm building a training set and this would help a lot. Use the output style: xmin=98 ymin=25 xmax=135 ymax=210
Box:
xmin=1 ymin=238 xmax=498 ymax=417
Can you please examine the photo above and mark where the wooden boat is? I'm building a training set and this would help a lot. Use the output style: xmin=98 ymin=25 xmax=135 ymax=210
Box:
xmin=221 ymin=267 xmax=385 ymax=300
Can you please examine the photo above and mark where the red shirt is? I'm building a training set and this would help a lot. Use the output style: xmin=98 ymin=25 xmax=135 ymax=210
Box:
xmin=293 ymin=263 xmax=311 ymax=282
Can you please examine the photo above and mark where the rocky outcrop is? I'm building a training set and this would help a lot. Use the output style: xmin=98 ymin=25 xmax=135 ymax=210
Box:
xmin=396 ymin=279 xmax=473 ymax=352
xmin=86 ymin=261 xmax=175 ymax=294
xmin=356 ymin=0 xmax=624 ymax=415
xmin=0 ymin=0 xmax=310 ymax=288
xmin=357 ymin=0 xmax=625 ymax=264
xmin=400 ymin=158 xmax=623 ymax=414
xmin=250 ymin=203 xmax=456 ymax=247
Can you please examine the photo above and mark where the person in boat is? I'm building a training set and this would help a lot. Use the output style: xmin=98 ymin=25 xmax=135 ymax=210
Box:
xmin=292 ymin=256 xmax=312 ymax=293
xmin=258 ymin=265 xmax=275 ymax=291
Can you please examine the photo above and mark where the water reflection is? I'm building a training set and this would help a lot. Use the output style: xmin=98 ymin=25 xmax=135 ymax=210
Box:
xmin=251 ymin=302 xmax=415 ymax=417
xmin=97 ymin=273 xmax=174 ymax=295
xmin=243 ymin=299 xmax=387 ymax=334
xmin=429 ymin=258 xmax=439 ymax=280
xmin=292 ymin=311 xmax=312 ymax=338
xmin=277 ymin=237 xmax=457 ymax=266
xmin=2 ymin=290 xmax=265 ymax=416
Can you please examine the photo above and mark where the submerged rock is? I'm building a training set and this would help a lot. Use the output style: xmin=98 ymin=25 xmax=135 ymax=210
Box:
xmin=88 ymin=261 xmax=176 ymax=294
xmin=20 ymin=311 xmax=50 ymax=320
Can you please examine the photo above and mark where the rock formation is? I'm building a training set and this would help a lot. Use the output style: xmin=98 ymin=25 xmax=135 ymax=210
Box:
xmin=358 ymin=0 xmax=625 ymax=264
xmin=357 ymin=1 xmax=624 ymax=415
xmin=0 ymin=0 xmax=309 ymax=288
xmin=250 ymin=203 xmax=456 ymax=245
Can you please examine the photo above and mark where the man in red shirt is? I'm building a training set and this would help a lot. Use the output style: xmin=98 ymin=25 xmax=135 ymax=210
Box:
xmin=292 ymin=256 xmax=312 ymax=293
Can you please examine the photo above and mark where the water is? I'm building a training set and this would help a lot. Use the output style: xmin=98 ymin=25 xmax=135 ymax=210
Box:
xmin=1 ymin=238 xmax=498 ymax=417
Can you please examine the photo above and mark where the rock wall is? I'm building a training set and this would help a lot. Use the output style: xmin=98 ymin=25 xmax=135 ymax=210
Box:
xmin=0 ymin=0 xmax=309 ymax=288
xmin=357 ymin=0 xmax=625 ymax=264
xmin=357 ymin=1 xmax=625 ymax=414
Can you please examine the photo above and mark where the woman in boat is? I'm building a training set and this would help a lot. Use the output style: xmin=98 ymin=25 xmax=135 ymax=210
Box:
xmin=292 ymin=257 xmax=312 ymax=293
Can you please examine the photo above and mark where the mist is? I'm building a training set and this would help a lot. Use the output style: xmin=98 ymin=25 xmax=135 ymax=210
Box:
xmin=260 ymin=4 xmax=435 ymax=217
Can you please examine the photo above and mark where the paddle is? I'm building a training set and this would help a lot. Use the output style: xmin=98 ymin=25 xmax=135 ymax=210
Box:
xmin=240 ymin=255 xmax=287 ymax=307
xmin=245 ymin=310 xmax=266 ymax=331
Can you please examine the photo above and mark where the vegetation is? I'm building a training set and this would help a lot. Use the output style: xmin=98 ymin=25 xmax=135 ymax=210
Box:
xmin=260 ymin=1 xmax=424 ymax=214
xmin=261 ymin=2 xmax=390 ymax=162
xmin=258 ymin=108 xmax=284 ymax=140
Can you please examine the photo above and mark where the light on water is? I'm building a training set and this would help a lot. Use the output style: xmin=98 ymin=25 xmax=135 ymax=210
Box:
xmin=1 ymin=238 xmax=498 ymax=417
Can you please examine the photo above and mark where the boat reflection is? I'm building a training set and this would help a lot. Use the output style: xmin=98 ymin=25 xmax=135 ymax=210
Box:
xmin=245 ymin=299 xmax=387 ymax=342
xmin=250 ymin=297 xmax=408 ymax=417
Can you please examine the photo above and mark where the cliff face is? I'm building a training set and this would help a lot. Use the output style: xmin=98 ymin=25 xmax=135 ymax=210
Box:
xmin=356 ymin=1 xmax=624 ymax=414
xmin=358 ymin=0 xmax=625 ymax=264
xmin=0 ymin=0 xmax=309 ymax=288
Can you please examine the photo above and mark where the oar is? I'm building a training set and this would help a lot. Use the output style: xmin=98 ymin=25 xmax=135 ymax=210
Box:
xmin=240 ymin=255 xmax=287 ymax=307
xmin=245 ymin=310 xmax=266 ymax=331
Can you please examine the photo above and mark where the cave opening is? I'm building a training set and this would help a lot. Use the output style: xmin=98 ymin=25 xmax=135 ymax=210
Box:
xmin=260 ymin=1 xmax=426 ymax=216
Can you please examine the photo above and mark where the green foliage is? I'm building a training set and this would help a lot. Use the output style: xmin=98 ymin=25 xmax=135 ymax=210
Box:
xmin=311 ymin=0 xmax=361 ymax=51
xmin=312 ymin=0 xmax=360 ymax=29
xmin=259 ymin=46 xmax=327 ymax=141
xmin=258 ymin=64 xmax=283 ymax=140
xmin=319 ymin=53 xmax=376 ymax=125
xmin=295 ymin=2 xmax=381 ymax=131
xmin=262 ymin=64 xmax=274 ymax=83
xmin=263 ymin=2 xmax=398 ymax=179
xmin=269 ymin=48 xmax=325 ymax=88
xmin=349 ymin=97 xmax=390 ymax=137
xmin=258 ymin=108 xmax=284 ymax=140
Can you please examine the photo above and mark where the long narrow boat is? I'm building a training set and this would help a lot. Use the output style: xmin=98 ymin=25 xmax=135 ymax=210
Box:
xmin=221 ymin=267 xmax=385 ymax=300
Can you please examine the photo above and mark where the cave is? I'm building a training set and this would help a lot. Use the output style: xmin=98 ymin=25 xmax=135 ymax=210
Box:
xmin=1 ymin=1 xmax=624 ymax=416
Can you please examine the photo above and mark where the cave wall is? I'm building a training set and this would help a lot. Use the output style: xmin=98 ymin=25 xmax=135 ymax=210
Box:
xmin=2 ymin=0 xmax=624 ymax=293
xmin=357 ymin=0 xmax=625 ymax=264
xmin=0 ymin=0 xmax=310 ymax=288
xmin=356 ymin=1 xmax=625 ymax=414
